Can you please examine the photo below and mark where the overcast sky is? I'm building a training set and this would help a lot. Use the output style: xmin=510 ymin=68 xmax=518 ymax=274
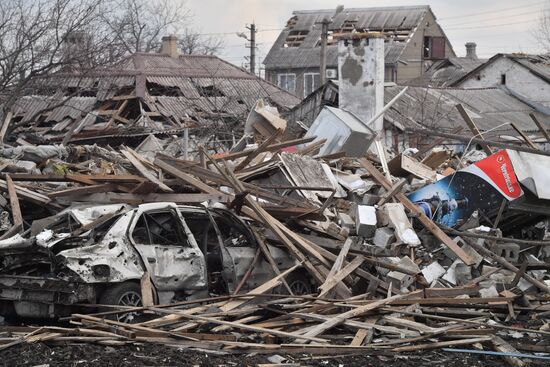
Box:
xmin=185 ymin=0 xmax=547 ymax=69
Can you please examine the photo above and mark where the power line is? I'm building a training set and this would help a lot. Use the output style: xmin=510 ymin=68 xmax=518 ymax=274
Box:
xmin=442 ymin=9 xmax=543 ymax=27
xmin=438 ymin=1 xmax=546 ymax=21
xmin=445 ymin=18 xmax=540 ymax=30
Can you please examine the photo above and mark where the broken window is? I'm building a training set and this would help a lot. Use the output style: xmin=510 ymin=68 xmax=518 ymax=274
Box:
xmin=132 ymin=211 xmax=187 ymax=246
xmin=284 ymin=30 xmax=309 ymax=48
xmin=277 ymin=73 xmax=296 ymax=93
xmin=304 ymin=73 xmax=320 ymax=97
xmin=501 ymin=74 xmax=507 ymax=85
xmin=423 ymin=36 xmax=445 ymax=59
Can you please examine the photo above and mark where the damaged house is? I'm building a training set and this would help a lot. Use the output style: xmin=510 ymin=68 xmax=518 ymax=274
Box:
xmin=7 ymin=36 xmax=299 ymax=150
xmin=452 ymin=53 xmax=550 ymax=108
xmin=264 ymin=5 xmax=455 ymax=97
xmin=284 ymin=33 xmax=550 ymax=154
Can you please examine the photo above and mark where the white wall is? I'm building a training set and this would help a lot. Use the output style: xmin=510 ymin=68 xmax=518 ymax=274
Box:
xmin=459 ymin=57 xmax=550 ymax=108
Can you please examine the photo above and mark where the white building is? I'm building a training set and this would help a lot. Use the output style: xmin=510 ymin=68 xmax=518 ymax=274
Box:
xmin=454 ymin=54 xmax=550 ymax=109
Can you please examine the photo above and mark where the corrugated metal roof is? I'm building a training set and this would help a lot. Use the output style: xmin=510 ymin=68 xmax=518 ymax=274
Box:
xmin=264 ymin=6 xmax=428 ymax=69
xmin=384 ymin=86 xmax=550 ymax=137
xmin=406 ymin=57 xmax=486 ymax=87
xmin=264 ymin=41 xmax=406 ymax=69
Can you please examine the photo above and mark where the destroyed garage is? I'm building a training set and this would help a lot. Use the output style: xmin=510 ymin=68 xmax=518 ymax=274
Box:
xmin=1 ymin=1 xmax=550 ymax=366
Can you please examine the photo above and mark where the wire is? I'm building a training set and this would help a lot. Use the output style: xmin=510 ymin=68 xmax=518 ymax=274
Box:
xmin=442 ymin=9 xmax=543 ymax=27
xmin=445 ymin=18 xmax=540 ymax=30
xmin=438 ymin=1 xmax=546 ymax=21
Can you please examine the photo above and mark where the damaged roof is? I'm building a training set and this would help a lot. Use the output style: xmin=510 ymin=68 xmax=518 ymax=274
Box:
xmin=406 ymin=57 xmax=487 ymax=87
xmin=10 ymin=52 xmax=300 ymax=145
xmin=384 ymin=85 xmax=550 ymax=137
xmin=454 ymin=53 xmax=550 ymax=86
xmin=264 ymin=6 xmax=430 ymax=69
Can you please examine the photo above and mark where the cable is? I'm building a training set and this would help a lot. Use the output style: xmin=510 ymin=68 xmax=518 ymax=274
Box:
xmin=445 ymin=18 xmax=540 ymax=30
xmin=438 ymin=1 xmax=546 ymax=21
xmin=442 ymin=9 xmax=543 ymax=27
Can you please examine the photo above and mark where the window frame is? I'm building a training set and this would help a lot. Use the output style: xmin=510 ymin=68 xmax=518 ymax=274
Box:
xmin=131 ymin=209 xmax=188 ymax=247
xmin=277 ymin=73 xmax=296 ymax=93
xmin=303 ymin=72 xmax=321 ymax=97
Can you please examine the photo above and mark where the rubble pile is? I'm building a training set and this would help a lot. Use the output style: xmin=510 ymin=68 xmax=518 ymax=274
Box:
xmin=0 ymin=114 xmax=549 ymax=364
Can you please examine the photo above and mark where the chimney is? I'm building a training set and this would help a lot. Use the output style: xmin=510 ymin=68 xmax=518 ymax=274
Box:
xmin=161 ymin=35 xmax=179 ymax=58
xmin=465 ymin=42 xmax=477 ymax=59
xmin=338 ymin=33 xmax=385 ymax=132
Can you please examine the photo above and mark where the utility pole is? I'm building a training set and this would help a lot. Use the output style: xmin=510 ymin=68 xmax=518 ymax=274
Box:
xmin=248 ymin=23 xmax=256 ymax=75
xmin=319 ymin=17 xmax=330 ymax=85
xmin=238 ymin=23 xmax=257 ymax=75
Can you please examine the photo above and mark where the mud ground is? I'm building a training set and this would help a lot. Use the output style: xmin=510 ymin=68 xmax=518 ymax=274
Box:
xmin=2 ymin=342 xmax=545 ymax=367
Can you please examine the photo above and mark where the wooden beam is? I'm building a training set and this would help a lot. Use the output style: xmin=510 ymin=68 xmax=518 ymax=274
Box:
xmin=0 ymin=111 xmax=12 ymax=143
xmin=510 ymin=122 xmax=538 ymax=150
xmin=318 ymin=256 xmax=364 ymax=298
xmin=121 ymin=148 xmax=173 ymax=192
xmin=76 ymin=193 xmax=231 ymax=204
xmin=455 ymin=104 xmax=493 ymax=155
xmin=47 ymin=184 xmax=116 ymax=198
xmin=154 ymin=158 xmax=223 ymax=195
xmin=6 ymin=175 xmax=22 ymax=230
xmin=233 ymin=131 xmax=281 ymax=172
xmin=529 ymin=113 xmax=550 ymax=143
xmin=360 ymin=158 xmax=476 ymax=266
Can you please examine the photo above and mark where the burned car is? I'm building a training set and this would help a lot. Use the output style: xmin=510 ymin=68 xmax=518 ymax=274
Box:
xmin=0 ymin=203 xmax=311 ymax=320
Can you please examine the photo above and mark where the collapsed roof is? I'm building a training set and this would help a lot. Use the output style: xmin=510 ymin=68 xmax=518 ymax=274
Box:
xmin=8 ymin=52 xmax=300 ymax=146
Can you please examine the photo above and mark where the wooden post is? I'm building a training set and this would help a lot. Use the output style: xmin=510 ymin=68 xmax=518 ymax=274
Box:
xmin=529 ymin=113 xmax=550 ymax=143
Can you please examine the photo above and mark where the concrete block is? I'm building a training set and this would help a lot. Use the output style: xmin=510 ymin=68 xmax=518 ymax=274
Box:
xmin=443 ymin=260 xmax=462 ymax=285
xmin=387 ymin=270 xmax=414 ymax=289
xmin=444 ymin=237 xmax=484 ymax=267
xmin=421 ymin=262 xmax=446 ymax=283
xmin=376 ymin=257 xmax=400 ymax=276
xmin=455 ymin=263 xmax=472 ymax=285
xmin=355 ymin=205 xmax=376 ymax=237
xmin=493 ymin=243 xmax=520 ymax=263
xmin=362 ymin=193 xmax=380 ymax=206
xmin=338 ymin=212 xmax=355 ymax=231
xmin=373 ymin=227 xmax=395 ymax=248
xmin=397 ymin=256 xmax=421 ymax=275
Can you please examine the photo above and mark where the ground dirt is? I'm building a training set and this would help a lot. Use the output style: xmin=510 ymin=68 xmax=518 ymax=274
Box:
xmin=2 ymin=342 xmax=545 ymax=367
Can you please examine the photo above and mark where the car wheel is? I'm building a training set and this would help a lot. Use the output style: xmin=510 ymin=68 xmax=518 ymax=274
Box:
xmin=285 ymin=272 xmax=312 ymax=295
xmin=99 ymin=282 xmax=143 ymax=323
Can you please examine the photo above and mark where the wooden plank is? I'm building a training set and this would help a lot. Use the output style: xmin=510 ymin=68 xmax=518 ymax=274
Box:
xmin=360 ymin=158 xmax=475 ymax=266
xmin=149 ymin=307 xmax=328 ymax=343
xmin=0 ymin=111 xmax=12 ymax=143
xmin=77 ymin=193 xmax=230 ymax=204
xmin=140 ymin=272 xmax=155 ymax=307
xmin=6 ymin=175 xmax=22 ymax=229
xmin=253 ymin=230 xmax=293 ymax=295
xmin=121 ymin=149 xmax=173 ymax=192
xmin=456 ymin=104 xmax=493 ymax=155
xmin=350 ymin=329 xmax=368 ymax=346
xmin=220 ymin=264 xmax=300 ymax=312
xmin=47 ymin=183 xmax=116 ymax=198
xmin=213 ymin=136 xmax=317 ymax=162
xmin=377 ymin=178 xmax=406 ymax=206
xmin=318 ymin=256 xmax=364 ymax=298
xmin=392 ymin=336 xmax=492 ymax=352
xmin=297 ymin=292 xmax=413 ymax=340
xmin=154 ymin=158 xmax=223 ymax=195
xmin=234 ymin=131 xmax=281 ymax=172
xmin=510 ymin=122 xmax=538 ymax=150
xmin=529 ymin=113 xmax=550 ymax=143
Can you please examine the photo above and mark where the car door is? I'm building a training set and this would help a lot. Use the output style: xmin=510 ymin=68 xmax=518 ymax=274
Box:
xmin=129 ymin=207 xmax=207 ymax=292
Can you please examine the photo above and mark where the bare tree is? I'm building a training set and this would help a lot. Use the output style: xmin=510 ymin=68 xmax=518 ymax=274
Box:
xmin=178 ymin=28 xmax=224 ymax=55
xmin=536 ymin=1 xmax=550 ymax=53
xmin=0 ymin=0 xmax=121 ymax=126
xmin=103 ymin=0 xmax=190 ymax=53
